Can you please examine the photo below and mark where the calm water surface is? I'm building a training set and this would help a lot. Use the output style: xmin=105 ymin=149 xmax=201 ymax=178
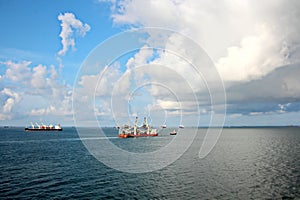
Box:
xmin=0 ymin=127 xmax=299 ymax=199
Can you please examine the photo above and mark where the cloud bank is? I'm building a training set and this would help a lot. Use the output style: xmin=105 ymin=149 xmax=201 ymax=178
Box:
xmin=107 ymin=0 xmax=300 ymax=81
xmin=0 ymin=61 xmax=72 ymax=122
xmin=94 ymin=0 xmax=300 ymax=124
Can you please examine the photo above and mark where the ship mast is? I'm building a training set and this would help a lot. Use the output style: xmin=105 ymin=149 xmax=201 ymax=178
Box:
xmin=35 ymin=122 xmax=41 ymax=129
xmin=134 ymin=117 xmax=138 ymax=135
xmin=143 ymin=117 xmax=150 ymax=134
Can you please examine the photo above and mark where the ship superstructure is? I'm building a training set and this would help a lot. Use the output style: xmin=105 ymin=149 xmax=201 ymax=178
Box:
xmin=25 ymin=122 xmax=62 ymax=131
xmin=118 ymin=117 xmax=158 ymax=138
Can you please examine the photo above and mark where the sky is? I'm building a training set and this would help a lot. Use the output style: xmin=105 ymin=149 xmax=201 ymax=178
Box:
xmin=0 ymin=0 xmax=300 ymax=127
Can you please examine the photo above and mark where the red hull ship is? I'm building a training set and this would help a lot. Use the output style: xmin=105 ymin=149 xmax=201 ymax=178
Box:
xmin=119 ymin=133 xmax=158 ymax=138
xmin=118 ymin=117 xmax=158 ymax=138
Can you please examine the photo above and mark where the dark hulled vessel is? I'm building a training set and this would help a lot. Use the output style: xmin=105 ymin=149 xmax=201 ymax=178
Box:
xmin=25 ymin=122 xmax=62 ymax=131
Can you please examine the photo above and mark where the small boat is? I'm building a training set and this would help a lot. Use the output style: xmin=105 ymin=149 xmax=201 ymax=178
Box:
xmin=170 ymin=130 xmax=177 ymax=135
xmin=179 ymin=125 xmax=184 ymax=128
xmin=161 ymin=124 xmax=167 ymax=128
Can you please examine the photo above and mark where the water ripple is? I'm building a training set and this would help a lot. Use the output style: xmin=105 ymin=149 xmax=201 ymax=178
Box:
xmin=1 ymin=127 xmax=299 ymax=199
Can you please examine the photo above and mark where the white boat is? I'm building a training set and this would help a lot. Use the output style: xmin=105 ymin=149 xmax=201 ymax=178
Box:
xmin=170 ymin=130 xmax=177 ymax=135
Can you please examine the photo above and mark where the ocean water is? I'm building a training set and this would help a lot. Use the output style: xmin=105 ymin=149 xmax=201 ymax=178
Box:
xmin=0 ymin=127 xmax=299 ymax=199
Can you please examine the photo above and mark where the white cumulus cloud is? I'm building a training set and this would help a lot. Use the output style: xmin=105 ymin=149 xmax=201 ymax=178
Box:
xmin=97 ymin=0 xmax=300 ymax=122
xmin=57 ymin=12 xmax=90 ymax=56
xmin=106 ymin=0 xmax=300 ymax=83
xmin=0 ymin=61 xmax=73 ymax=121
xmin=0 ymin=88 xmax=21 ymax=120
xmin=31 ymin=64 xmax=47 ymax=88
xmin=216 ymin=25 xmax=290 ymax=82
xmin=2 ymin=60 xmax=31 ymax=82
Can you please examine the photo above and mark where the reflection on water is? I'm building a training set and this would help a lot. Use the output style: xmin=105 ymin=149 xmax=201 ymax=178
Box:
xmin=0 ymin=127 xmax=299 ymax=199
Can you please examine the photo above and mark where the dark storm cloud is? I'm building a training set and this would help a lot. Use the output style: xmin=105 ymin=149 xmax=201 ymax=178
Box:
xmin=226 ymin=64 xmax=300 ymax=114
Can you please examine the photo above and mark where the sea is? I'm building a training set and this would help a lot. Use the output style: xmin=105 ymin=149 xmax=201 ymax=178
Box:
xmin=0 ymin=127 xmax=299 ymax=199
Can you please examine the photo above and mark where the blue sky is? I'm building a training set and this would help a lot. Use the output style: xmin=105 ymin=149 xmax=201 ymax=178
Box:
xmin=1 ymin=0 xmax=300 ymax=127
xmin=0 ymin=0 xmax=116 ymax=83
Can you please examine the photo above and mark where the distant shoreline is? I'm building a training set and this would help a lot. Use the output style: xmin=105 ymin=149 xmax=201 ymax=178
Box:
xmin=1 ymin=125 xmax=299 ymax=129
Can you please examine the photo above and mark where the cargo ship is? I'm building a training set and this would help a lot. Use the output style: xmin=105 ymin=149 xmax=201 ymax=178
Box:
xmin=25 ymin=122 xmax=62 ymax=131
xmin=118 ymin=117 xmax=158 ymax=138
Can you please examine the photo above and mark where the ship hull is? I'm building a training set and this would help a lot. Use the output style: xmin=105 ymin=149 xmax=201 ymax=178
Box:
xmin=119 ymin=133 xmax=158 ymax=138
xmin=25 ymin=128 xmax=62 ymax=131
